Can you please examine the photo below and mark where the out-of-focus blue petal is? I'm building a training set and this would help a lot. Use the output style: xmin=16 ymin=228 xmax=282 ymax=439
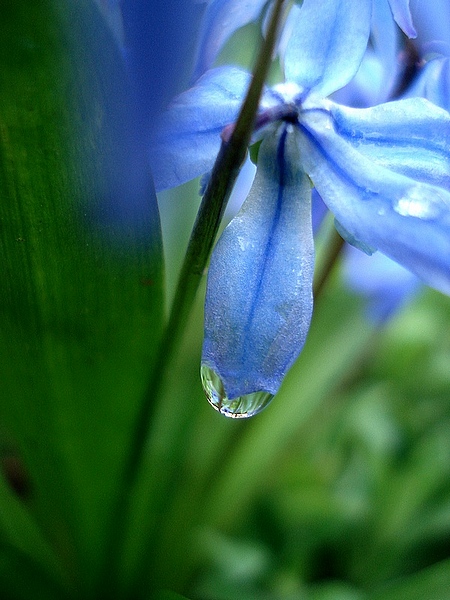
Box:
xmin=387 ymin=0 xmax=416 ymax=38
xmin=332 ymin=54 xmax=385 ymax=109
xmin=121 ymin=0 xmax=203 ymax=122
xmin=202 ymin=124 xmax=314 ymax=403
xmin=151 ymin=66 xmax=279 ymax=191
xmin=343 ymin=245 xmax=421 ymax=323
xmin=409 ymin=0 xmax=450 ymax=46
xmin=372 ymin=0 xmax=401 ymax=89
xmin=192 ymin=0 xmax=269 ymax=81
xmin=405 ymin=56 xmax=450 ymax=112
xmin=283 ymin=0 xmax=371 ymax=98
xmin=297 ymin=97 xmax=450 ymax=294
xmin=76 ymin=0 xmax=159 ymax=234
xmin=311 ymin=189 xmax=328 ymax=234
xmin=333 ymin=0 xmax=399 ymax=107
xmin=275 ymin=3 xmax=300 ymax=68
xmin=93 ymin=0 xmax=125 ymax=47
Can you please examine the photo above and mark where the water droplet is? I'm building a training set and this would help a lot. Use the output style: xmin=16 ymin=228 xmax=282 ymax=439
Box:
xmin=201 ymin=364 xmax=273 ymax=419
xmin=394 ymin=187 xmax=444 ymax=220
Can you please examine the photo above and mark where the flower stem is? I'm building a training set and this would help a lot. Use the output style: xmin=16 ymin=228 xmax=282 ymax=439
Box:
xmin=98 ymin=0 xmax=289 ymax=595
xmin=314 ymin=226 xmax=345 ymax=299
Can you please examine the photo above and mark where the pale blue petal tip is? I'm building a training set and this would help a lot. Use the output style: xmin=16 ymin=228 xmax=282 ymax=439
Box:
xmin=388 ymin=0 xmax=417 ymax=38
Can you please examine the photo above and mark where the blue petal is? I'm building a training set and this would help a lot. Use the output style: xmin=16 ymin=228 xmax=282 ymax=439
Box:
xmin=343 ymin=245 xmax=420 ymax=323
xmin=283 ymin=0 xmax=372 ymax=98
xmin=192 ymin=0 xmax=269 ymax=81
xmin=333 ymin=0 xmax=400 ymax=107
xmin=411 ymin=0 xmax=450 ymax=47
xmin=121 ymin=0 xmax=203 ymax=123
xmin=297 ymin=97 xmax=450 ymax=294
xmin=329 ymin=99 xmax=450 ymax=186
xmin=405 ymin=56 xmax=450 ymax=112
xmin=93 ymin=0 xmax=124 ymax=47
xmin=312 ymin=189 xmax=328 ymax=234
xmin=202 ymin=124 xmax=314 ymax=400
xmin=387 ymin=0 xmax=416 ymax=38
xmin=150 ymin=66 xmax=279 ymax=191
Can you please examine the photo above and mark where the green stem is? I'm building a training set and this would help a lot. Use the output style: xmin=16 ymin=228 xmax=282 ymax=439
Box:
xmin=313 ymin=226 xmax=345 ymax=299
xmin=98 ymin=0 xmax=289 ymax=595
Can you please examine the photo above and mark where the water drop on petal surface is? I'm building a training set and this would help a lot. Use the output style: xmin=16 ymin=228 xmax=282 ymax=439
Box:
xmin=201 ymin=364 xmax=273 ymax=419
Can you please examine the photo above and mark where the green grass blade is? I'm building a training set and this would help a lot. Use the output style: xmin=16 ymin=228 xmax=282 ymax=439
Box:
xmin=0 ymin=0 xmax=164 ymax=592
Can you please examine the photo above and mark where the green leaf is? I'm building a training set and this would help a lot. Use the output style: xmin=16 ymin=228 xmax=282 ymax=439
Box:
xmin=0 ymin=475 xmax=67 ymax=595
xmin=0 ymin=0 xmax=164 ymax=593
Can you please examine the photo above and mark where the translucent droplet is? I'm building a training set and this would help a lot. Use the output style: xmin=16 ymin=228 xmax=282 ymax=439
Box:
xmin=394 ymin=187 xmax=443 ymax=220
xmin=200 ymin=364 xmax=273 ymax=419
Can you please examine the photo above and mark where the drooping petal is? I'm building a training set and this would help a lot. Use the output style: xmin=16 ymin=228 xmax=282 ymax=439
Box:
xmin=387 ymin=0 xmax=416 ymax=38
xmin=150 ymin=66 xmax=279 ymax=191
xmin=297 ymin=97 xmax=450 ymax=294
xmin=192 ymin=0 xmax=269 ymax=81
xmin=202 ymin=124 xmax=314 ymax=417
xmin=283 ymin=0 xmax=372 ymax=98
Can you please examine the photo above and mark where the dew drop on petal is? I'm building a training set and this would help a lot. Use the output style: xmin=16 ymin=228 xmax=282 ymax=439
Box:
xmin=200 ymin=364 xmax=273 ymax=419
xmin=393 ymin=187 xmax=445 ymax=220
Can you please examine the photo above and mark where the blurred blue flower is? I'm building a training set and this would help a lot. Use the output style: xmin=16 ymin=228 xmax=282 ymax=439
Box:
xmin=88 ymin=0 xmax=202 ymax=233
xmin=153 ymin=0 xmax=450 ymax=415
xmin=343 ymin=245 xmax=421 ymax=323
xmin=94 ymin=0 xmax=202 ymax=121
xmin=338 ymin=0 xmax=450 ymax=322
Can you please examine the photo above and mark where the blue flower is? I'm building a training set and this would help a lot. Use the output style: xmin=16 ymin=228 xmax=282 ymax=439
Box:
xmin=336 ymin=0 xmax=450 ymax=323
xmin=331 ymin=0 xmax=402 ymax=108
xmin=152 ymin=1 xmax=450 ymax=416
xmin=192 ymin=0 xmax=416 ymax=81
xmin=95 ymin=0 xmax=203 ymax=122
